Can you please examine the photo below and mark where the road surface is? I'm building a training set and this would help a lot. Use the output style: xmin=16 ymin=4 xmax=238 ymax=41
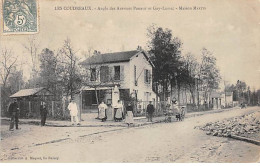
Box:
xmin=1 ymin=107 xmax=259 ymax=162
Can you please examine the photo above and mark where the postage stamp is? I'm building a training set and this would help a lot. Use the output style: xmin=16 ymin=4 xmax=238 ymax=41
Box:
xmin=2 ymin=0 xmax=38 ymax=34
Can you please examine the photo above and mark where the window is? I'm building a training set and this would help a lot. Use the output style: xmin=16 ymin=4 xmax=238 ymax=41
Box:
xmin=114 ymin=66 xmax=120 ymax=81
xmin=134 ymin=65 xmax=137 ymax=86
xmin=90 ymin=68 xmax=96 ymax=81
xmin=144 ymin=69 xmax=150 ymax=84
xmin=100 ymin=66 xmax=109 ymax=82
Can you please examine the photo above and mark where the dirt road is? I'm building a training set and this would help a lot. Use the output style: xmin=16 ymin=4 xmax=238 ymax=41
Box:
xmin=1 ymin=107 xmax=259 ymax=163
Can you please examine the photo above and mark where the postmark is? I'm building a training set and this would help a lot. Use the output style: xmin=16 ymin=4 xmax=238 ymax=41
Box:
xmin=2 ymin=0 xmax=38 ymax=34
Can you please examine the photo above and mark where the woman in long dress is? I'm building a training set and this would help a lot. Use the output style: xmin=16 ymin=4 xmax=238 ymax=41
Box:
xmin=98 ymin=101 xmax=108 ymax=122
xmin=125 ymin=103 xmax=134 ymax=127
xmin=114 ymin=100 xmax=124 ymax=122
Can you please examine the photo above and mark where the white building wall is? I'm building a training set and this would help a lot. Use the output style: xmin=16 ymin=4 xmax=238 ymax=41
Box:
xmin=129 ymin=52 xmax=156 ymax=102
xmin=82 ymin=52 xmax=157 ymax=102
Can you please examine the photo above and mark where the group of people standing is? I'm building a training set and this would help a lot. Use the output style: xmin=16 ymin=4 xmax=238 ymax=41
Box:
xmin=98 ymin=100 xmax=135 ymax=127
xmin=8 ymin=98 xmax=157 ymax=130
xmin=97 ymin=100 xmax=156 ymax=126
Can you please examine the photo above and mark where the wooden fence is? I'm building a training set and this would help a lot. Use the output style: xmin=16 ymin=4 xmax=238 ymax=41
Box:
xmin=17 ymin=100 xmax=70 ymax=119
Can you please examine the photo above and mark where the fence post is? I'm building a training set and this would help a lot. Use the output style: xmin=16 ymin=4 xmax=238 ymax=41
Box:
xmin=52 ymin=101 xmax=54 ymax=117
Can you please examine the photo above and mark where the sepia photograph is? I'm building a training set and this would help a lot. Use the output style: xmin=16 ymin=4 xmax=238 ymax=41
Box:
xmin=0 ymin=0 xmax=259 ymax=163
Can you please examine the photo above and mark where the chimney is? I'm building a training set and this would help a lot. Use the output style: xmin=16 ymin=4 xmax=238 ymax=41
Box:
xmin=94 ymin=50 xmax=101 ymax=55
xmin=137 ymin=45 xmax=142 ymax=51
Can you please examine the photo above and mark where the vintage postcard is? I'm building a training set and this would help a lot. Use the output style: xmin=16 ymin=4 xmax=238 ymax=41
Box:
xmin=0 ymin=0 xmax=259 ymax=163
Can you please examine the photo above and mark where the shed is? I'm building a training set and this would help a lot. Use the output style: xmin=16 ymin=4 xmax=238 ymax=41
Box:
xmin=10 ymin=87 xmax=53 ymax=100
xmin=9 ymin=87 xmax=54 ymax=117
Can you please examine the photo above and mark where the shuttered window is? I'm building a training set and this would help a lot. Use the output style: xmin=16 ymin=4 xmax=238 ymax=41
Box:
xmin=90 ymin=68 xmax=96 ymax=81
xmin=134 ymin=65 xmax=137 ymax=86
xmin=144 ymin=69 xmax=151 ymax=84
xmin=114 ymin=66 xmax=120 ymax=81
xmin=100 ymin=66 xmax=109 ymax=82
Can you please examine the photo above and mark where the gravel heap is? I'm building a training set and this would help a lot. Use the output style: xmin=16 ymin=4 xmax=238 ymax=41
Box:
xmin=198 ymin=112 xmax=260 ymax=137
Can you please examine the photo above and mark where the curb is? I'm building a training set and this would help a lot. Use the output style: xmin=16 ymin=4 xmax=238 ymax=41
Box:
xmin=230 ymin=135 xmax=260 ymax=146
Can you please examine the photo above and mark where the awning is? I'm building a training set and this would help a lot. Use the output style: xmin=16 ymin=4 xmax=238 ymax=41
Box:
xmin=80 ymin=86 xmax=112 ymax=91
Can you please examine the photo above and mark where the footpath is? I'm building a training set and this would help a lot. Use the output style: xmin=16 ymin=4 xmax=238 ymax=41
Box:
xmin=1 ymin=107 xmax=238 ymax=128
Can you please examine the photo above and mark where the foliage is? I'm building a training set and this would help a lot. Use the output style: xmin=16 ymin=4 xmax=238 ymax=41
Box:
xmin=147 ymin=25 xmax=182 ymax=100
xmin=39 ymin=48 xmax=62 ymax=99
xmin=198 ymin=48 xmax=221 ymax=104
xmin=58 ymin=38 xmax=82 ymax=99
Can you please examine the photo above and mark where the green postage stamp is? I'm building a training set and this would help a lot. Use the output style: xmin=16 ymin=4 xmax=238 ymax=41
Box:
xmin=2 ymin=0 xmax=38 ymax=34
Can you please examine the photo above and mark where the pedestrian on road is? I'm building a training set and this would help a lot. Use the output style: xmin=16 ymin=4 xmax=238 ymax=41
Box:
xmin=125 ymin=103 xmax=134 ymax=127
xmin=98 ymin=101 xmax=108 ymax=122
xmin=9 ymin=98 xmax=20 ymax=131
xmin=114 ymin=100 xmax=124 ymax=122
xmin=146 ymin=101 xmax=155 ymax=122
xmin=68 ymin=99 xmax=80 ymax=126
xmin=40 ymin=101 xmax=48 ymax=126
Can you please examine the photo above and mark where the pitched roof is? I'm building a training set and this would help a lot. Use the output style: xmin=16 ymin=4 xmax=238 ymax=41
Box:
xmin=80 ymin=50 xmax=155 ymax=67
xmin=10 ymin=87 xmax=51 ymax=98
xmin=80 ymin=50 xmax=139 ymax=65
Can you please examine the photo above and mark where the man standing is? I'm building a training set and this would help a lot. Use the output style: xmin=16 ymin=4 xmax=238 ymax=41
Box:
xmin=40 ymin=102 xmax=48 ymax=126
xmin=9 ymin=99 xmax=20 ymax=131
xmin=68 ymin=99 xmax=80 ymax=125
xmin=146 ymin=101 xmax=155 ymax=122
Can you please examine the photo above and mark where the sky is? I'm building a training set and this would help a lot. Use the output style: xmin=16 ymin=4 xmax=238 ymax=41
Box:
xmin=0 ymin=0 xmax=259 ymax=90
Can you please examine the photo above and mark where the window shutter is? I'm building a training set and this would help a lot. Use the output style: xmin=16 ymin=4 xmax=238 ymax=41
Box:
xmin=109 ymin=66 xmax=113 ymax=82
xmin=149 ymin=70 xmax=152 ymax=84
xmin=148 ymin=70 xmax=150 ymax=84
xmin=144 ymin=69 xmax=149 ymax=83
xmin=120 ymin=65 xmax=124 ymax=81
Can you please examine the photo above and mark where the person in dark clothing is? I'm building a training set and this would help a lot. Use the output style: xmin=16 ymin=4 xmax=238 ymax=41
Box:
xmin=9 ymin=99 xmax=20 ymax=131
xmin=40 ymin=102 xmax=48 ymax=126
xmin=125 ymin=103 xmax=134 ymax=127
xmin=146 ymin=101 xmax=155 ymax=122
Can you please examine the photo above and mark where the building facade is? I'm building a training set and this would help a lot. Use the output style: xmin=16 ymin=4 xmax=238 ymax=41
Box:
xmin=79 ymin=49 xmax=157 ymax=113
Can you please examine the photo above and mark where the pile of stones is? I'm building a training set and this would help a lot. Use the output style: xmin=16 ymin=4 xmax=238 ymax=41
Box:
xmin=198 ymin=112 xmax=260 ymax=137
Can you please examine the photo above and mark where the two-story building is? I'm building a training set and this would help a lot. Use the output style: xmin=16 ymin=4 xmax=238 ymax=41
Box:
xmin=79 ymin=49 xmax=157 ymax=113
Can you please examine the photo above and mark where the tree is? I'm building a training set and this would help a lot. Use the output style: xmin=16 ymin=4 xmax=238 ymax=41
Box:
xmin=0 ymin=47 xmax=18 ymax=88
xmin=58 ymin=38 xmax=82 ymax=99
xmin=39 ymin=48 xmax=62 ymax=99
xmin=198 ymin=48 xmax=221 ymax=106
xmin=7 ymin=70 xmax=24 ymax=94
xmin=182 ymin=53 xmax=199 ymax=105
xmin=0 ymin=47 xmax=23 ymax=115
xmin=236 ymin=80 xmax=247 ymax=103
xmin=147 ymin=25 xmax=182 ymax=101
xmin=23 ymin=35 xmax=40 ymax=88
xmin=225 ymin=84 xmax=238 ymax=101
